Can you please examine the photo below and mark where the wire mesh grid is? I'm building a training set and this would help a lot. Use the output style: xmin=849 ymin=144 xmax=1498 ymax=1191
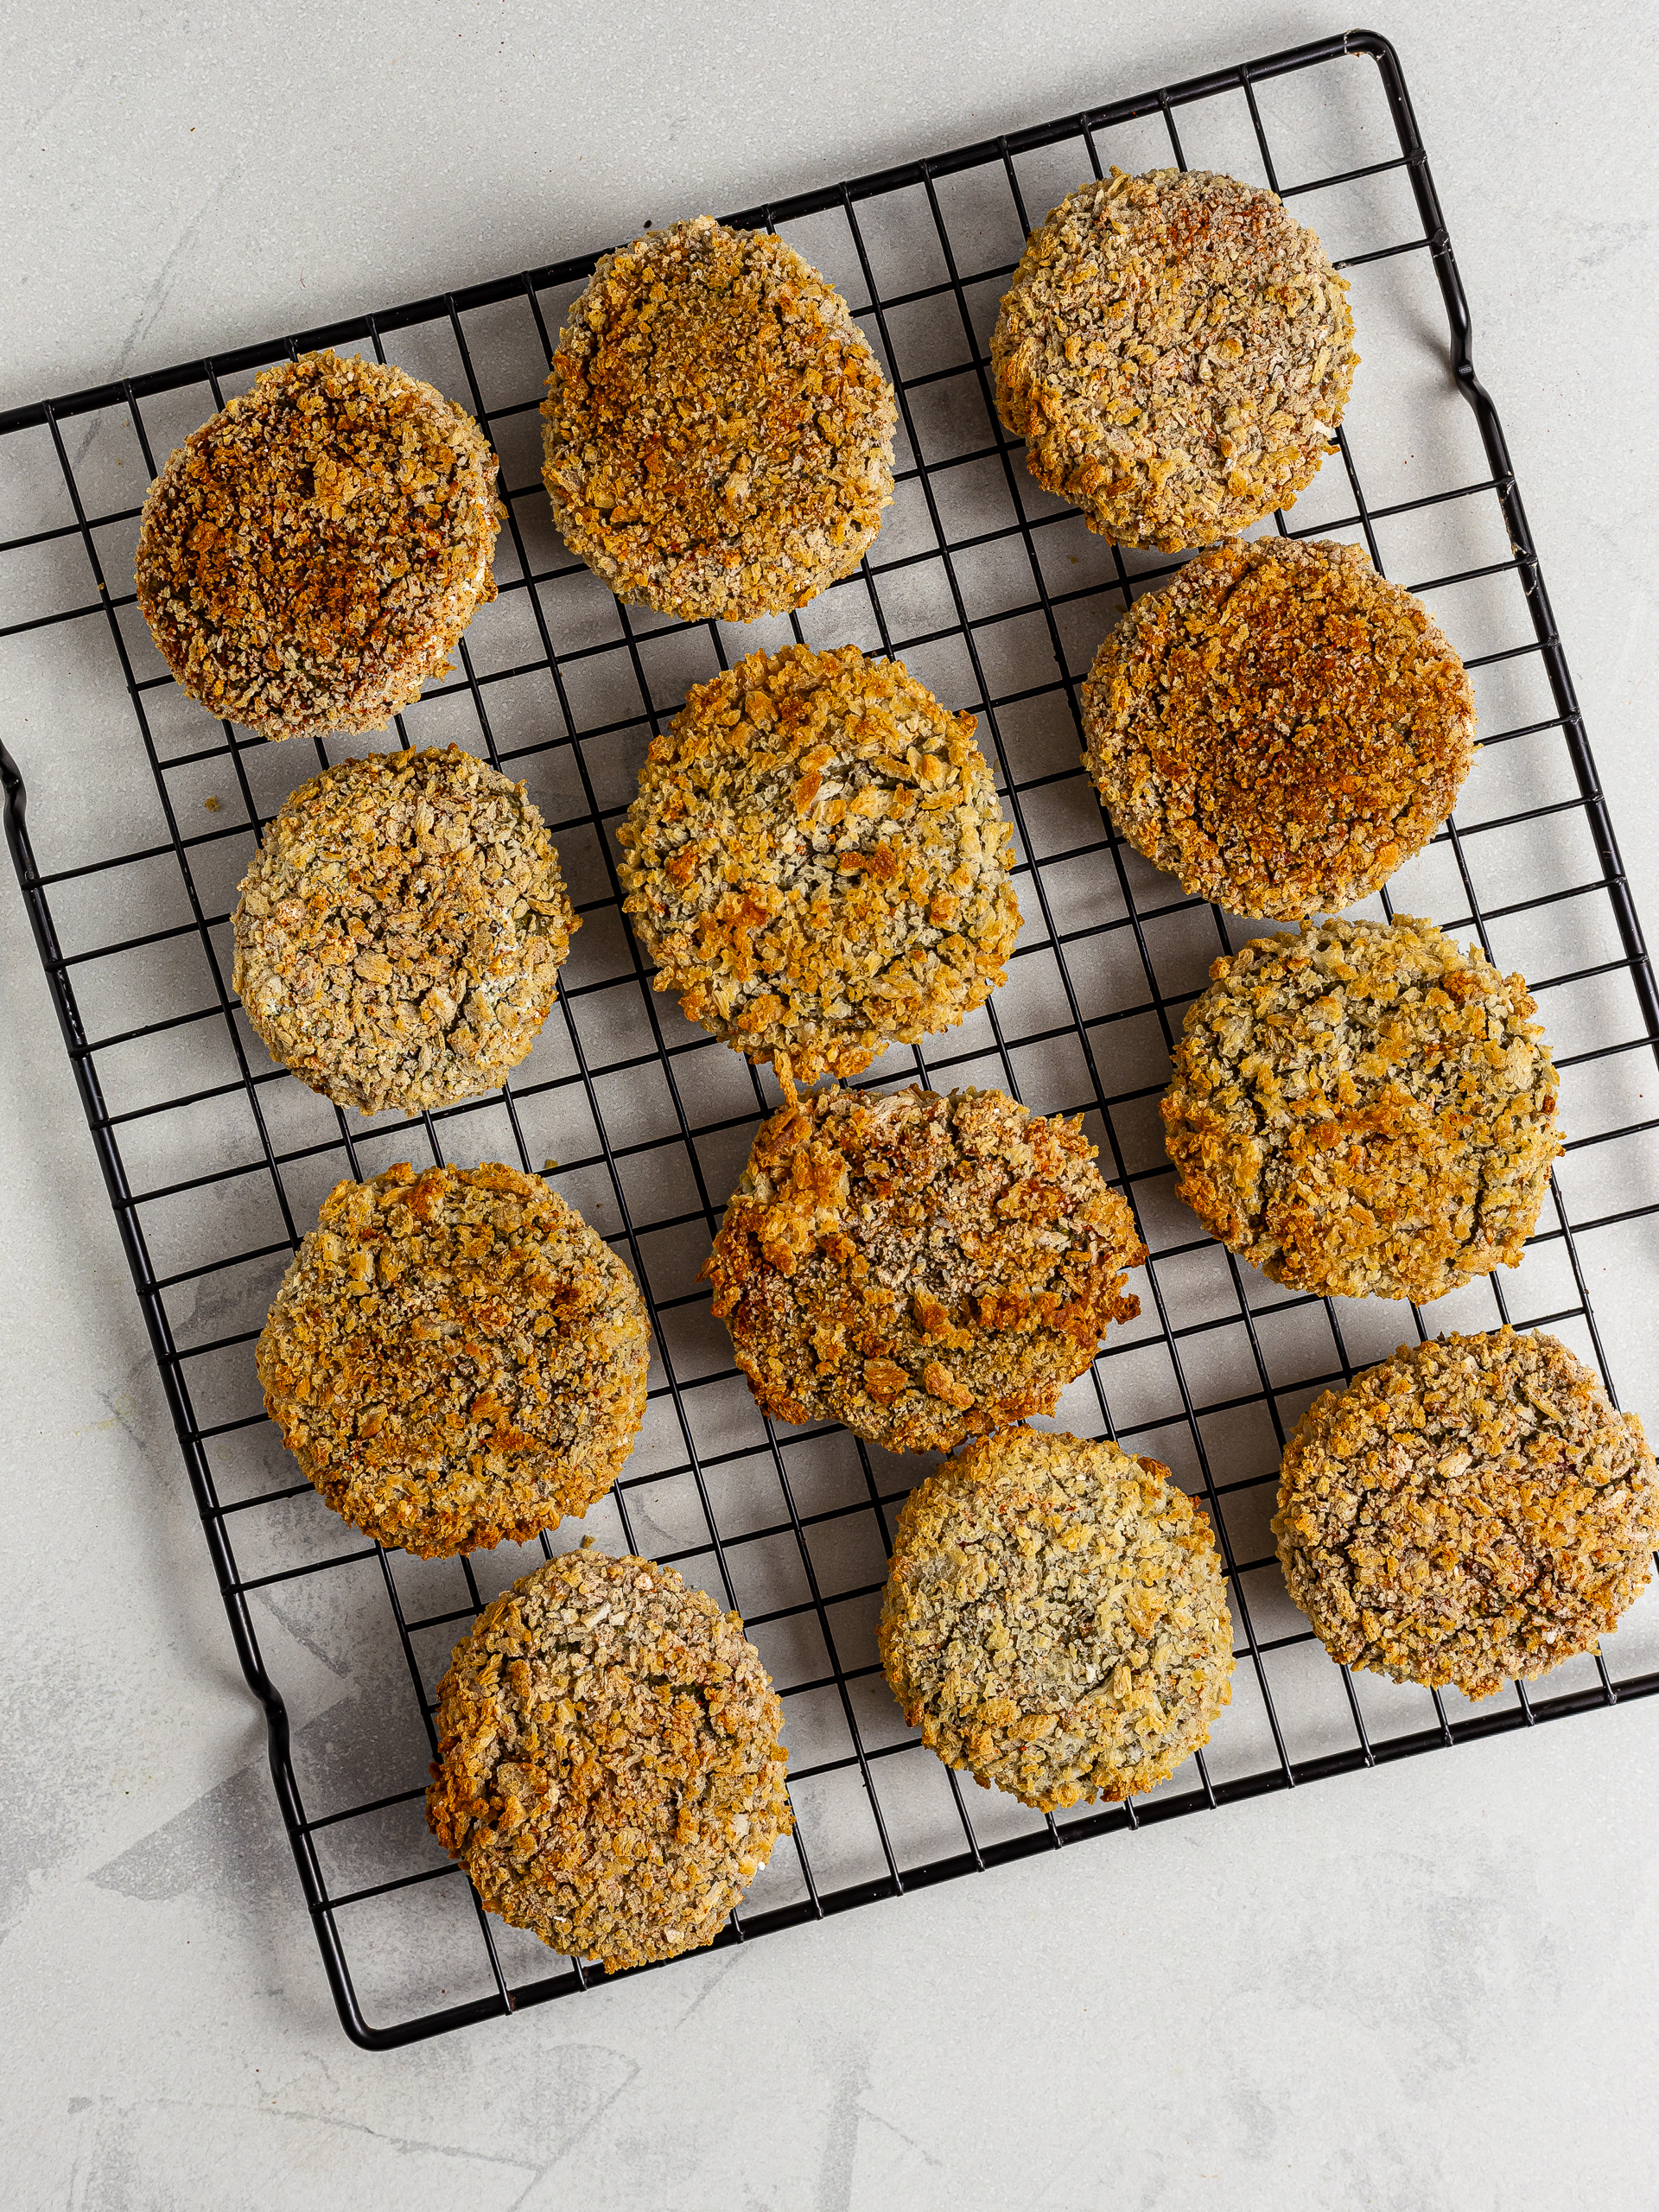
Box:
xmin=4 ymin=29 xmax=1659 ymax=2050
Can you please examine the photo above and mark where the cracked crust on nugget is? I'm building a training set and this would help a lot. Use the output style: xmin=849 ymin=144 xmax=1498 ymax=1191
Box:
xmin=1274 ymin=1327 xmax=1658 ymax=1699
xmin=617 ymin=643 xmax=1019 ymax=1088
xmin=232 ymin=745 xmax=576 ymax=1117
xmin=1161 ymin=916 xmax=1561 ymax=1303
xmin=257 ymin=1163 xmax=650 ymax=1557
xmin=879 ymin=1428 xmax=1234 ymax=1809
xmin=541 ymin=216 xmax=895 ymax=620
xmin=1081 ymin=537 xmax=1476 ymax=918
xmin=703 ymin=1084 xmax=1145 ymax=1454
xmin=135 ymin=350 xmax=503 ymax=741
xmin=428 ymin=1548 xmax=791 ymax=1971
xmin=991 ymin=168 xmax=1356 ymax=550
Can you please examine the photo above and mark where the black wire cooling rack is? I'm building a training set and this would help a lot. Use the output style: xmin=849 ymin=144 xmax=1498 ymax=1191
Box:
xmin=4 ymin=29 xmax=1659 ymax=2050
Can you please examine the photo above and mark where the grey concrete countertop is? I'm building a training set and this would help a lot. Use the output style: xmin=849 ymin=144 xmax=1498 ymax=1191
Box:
xmin=3 ymin=3 xmax=1656 ymax=2206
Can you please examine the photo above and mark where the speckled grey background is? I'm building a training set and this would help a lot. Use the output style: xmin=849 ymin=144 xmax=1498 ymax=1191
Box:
xmin=3 ymin=3 xmax=1657 ymax=2207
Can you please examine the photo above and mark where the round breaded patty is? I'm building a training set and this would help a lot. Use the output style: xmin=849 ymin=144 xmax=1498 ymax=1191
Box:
xmin=991 ymin=168 xmax=1356 ymax=550
xmin=1161 ymin=917 xmax=1561 ymax=1303
xmin=879 ymin=1428 xmax=1234 ymax=1809
xmin=1274 ymin=1328 xmax=1658 ymax=1700
xmin=232 ymin=745 xmax=577 ymax=1117
xmin=427 ymin=1546 xmax=791 ymax=1971
xmin=1081 ymin=537 xmax=1476 ymax=918
xmin=703 ymin=1084 xmax=1145 ymax=1455
xmin=617 ymin=644 xmax=1019 ymax=1089
xmin=135 ymin=350 xmax=502 ymax=741
xmin=541 ymin=216 xmax=896 ymax=621
xmin=257 ymin=1163 xmax=650 ymax=1557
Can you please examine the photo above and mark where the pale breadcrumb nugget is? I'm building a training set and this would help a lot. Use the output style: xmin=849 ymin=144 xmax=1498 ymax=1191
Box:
xmin=257 ymin=1163 xmax=650 ymax=1558
xmin=617 ymin=643 xmax=1020 ymax=1090
xmin=135 ymin=350 xmax=503 ymax=741
xmin=1274 ymin=1328 xmax=1658 ymax=1700
xmin=541 ymin=216 xmax=896 ymax=621
xmin=879 ymin=1428 xmax=1234 ymax=1809
xmin=704 ymin=1084 xmax=1144 ymax=1454
xmin=991 ymin=168 xmax=1356 ymax=550
xmin=427 ymin=1547 xmax=792 ymax=1971
xmin=1161 ymin=916 xmax=1561 ymax=1303
xmin=1081 ymin=537 xmax=1476 ymax=918
xmin=232 ymin=745 xmax=577 ymax=1117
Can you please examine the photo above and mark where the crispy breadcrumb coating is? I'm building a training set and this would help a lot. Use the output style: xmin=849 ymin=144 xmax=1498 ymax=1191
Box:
xmin=1081 ymin=537 xmax=1475 ymax=918
xmin=136 ymin=350 xmax=502 ymax=741
xmin=704 ymin=1084 xmax=1143 ymax=1454
xmin=1274 ymin=1328 xmax=1658 ymax=1699
xmin=992 ymin=168 xmax=1355 ymax=550
xmin=428 ymin=1547 xmax=791 ymax=1970
xmin=542 ymin=216 xmax=895 ymax=620
xmin=880 ymin=1428 xmax=1234 ymax=1808
xmin=618 ymin=643 xmax=1019 ymax=1089
xmin=1161 ymin=917 xmax=1561 ymax=1302
xmin=257 ymin=1163 xmax=649 ymax=1557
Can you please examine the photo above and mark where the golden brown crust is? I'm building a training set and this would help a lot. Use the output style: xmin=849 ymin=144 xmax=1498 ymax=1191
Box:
xmin=232 ymin=745 xmax=576 ymax=1117
xmin=617 ymin=644 xmax=1020 ymax=1087
xmin=540 ymin=216 xmax=896 ymax=621
xmin=1274 ymin=1328 xmax=1659 ymax=1700
xmin=1081 ymin=538 xmax=1476 ymax=918
xmin=135 ymin=351 xmax=502 ymax=741
xmin=878 ymin=1428 xmax=1234 ymax=1808
xmin=1161 ymin=917 xmax=1562 ymax=1303
xmin=427 ymin=1547 xmax=791 ymax=1971
xmin=703 ymin=1085 xmax=1145 ymax=1454
xmin=256 ymin=1163 xmax=650 ymax=1557
xmin=991 ymin=168 xmax=1356 ymax=550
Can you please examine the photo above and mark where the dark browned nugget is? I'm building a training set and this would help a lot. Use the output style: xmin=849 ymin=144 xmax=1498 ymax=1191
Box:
xmin=992 ymin=168 xmax=1356 ymax=550
xmin=1274 ymin=1328 xmax=1658 ymax=1699
xmin=135 ymin=350 xmax=502 ymax=740
xmin=541 ymin=215 xmax=895 ymax=620
xmin=1081 ymin=537 xmax=1476 ymax=918
xmin=256 ymin=1162 xmax=650 ymax=1556
xmin=428 ymin=1547 xmax=792 ymax=1970
xmin=879 ymin=1428 xmax=1235 ymax=1808
xmin=1161 ymin=917 xmax=1561 ymax=1303
xmin=704 ymin=1084 xmax=1145 ymax=1454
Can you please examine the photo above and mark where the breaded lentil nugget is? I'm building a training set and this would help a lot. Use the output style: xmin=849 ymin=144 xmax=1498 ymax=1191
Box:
xmin=1162 ymin=917 xmax=1561 ymax=1303
xmin=1081 ymin=537 xmax=1476 ymax=918
xmin=617 ymin=643 xmax=1019 ymax=1089
xmin=703 ymin=1084 xmax=1144 ymax=1455
xmin=992 ymin=168 xmax=1356 ymax=550
xmin=541 ymin=216 xmax=896 ymax=620
xmin=257 ymin=1163 xmax=650 ymax=1557
xmin=428 ymin=1547 xmax=792 ymax=1971
xmin=1274 ymin=1328 xmax=1658 ymax=1699
xmin=879 ymin=1428 xmax=1234 ymax=1808
xmin=135 ymin=351 xmax=502 ymax=741
xmin=232 ymin=746 xmax=577 ymax=1116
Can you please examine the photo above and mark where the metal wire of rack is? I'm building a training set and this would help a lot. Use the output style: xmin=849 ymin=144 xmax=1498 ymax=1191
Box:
xmin=4 ymin=29 xmax=1658 ymax=2050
